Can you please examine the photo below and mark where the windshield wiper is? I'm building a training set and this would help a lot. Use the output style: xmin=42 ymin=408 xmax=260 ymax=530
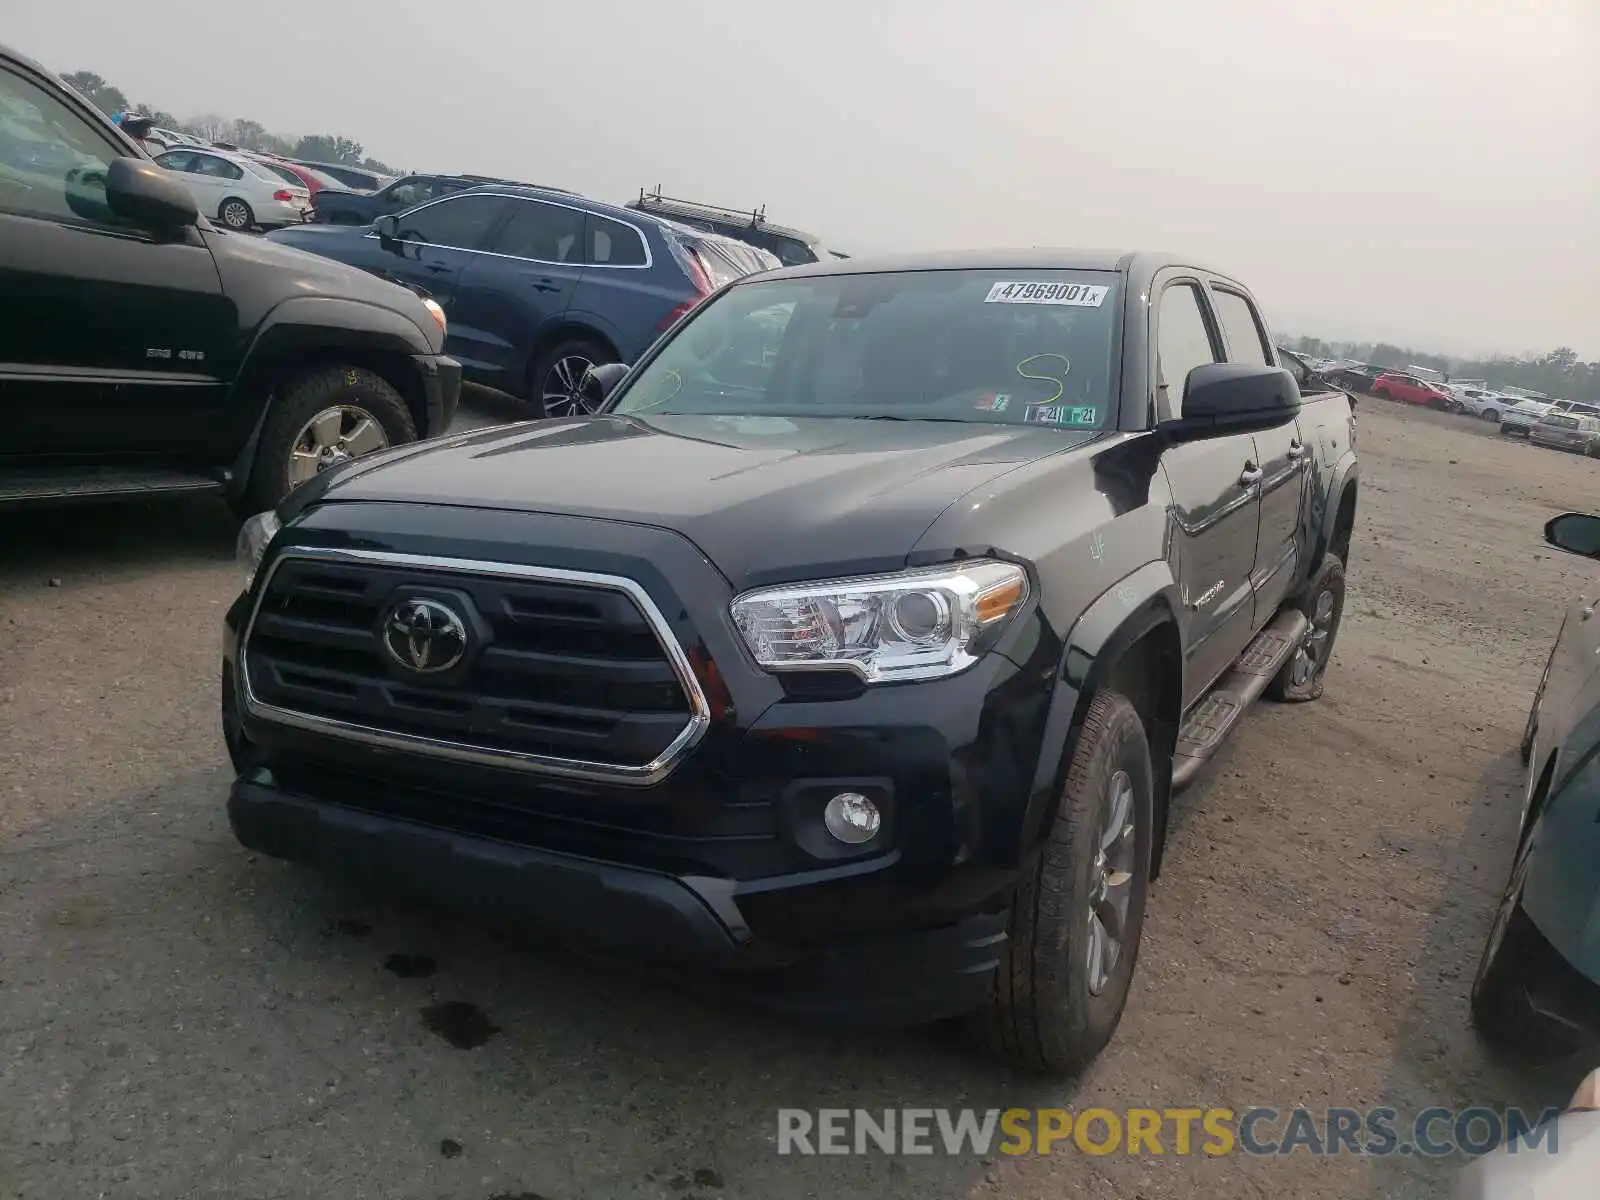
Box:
xmin=845 ymin=414 xmax=977 ymax=424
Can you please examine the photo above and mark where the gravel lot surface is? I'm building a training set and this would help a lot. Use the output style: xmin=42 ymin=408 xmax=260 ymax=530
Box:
xmin=2 ymin=396 xmax=1597 ymax=1199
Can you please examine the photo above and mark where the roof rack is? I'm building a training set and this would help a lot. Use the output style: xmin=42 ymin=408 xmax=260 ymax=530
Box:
xmin=634 ymin=185 xmax=769 ymax=228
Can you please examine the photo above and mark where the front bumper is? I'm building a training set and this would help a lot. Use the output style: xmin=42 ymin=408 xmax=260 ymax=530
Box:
xmin=414 ymin=352 xmax=463 ymax=434
xmin=221 ymin=502 xmax=1065 ymax=1021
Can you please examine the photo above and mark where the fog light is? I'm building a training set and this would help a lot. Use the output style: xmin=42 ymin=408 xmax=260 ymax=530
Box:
xmin=823 ymin=792 xmax=881 ymax=844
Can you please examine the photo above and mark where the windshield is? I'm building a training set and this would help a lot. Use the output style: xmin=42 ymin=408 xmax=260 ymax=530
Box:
xmin=611 ymin=269 xmax=1121 ymax=430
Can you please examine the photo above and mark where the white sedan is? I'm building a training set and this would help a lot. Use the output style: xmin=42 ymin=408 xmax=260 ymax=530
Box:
xmin=151 ymin=146 xmax=311 ymax=231
xmin=1452 ymin=387 xmax=1523 ymax=424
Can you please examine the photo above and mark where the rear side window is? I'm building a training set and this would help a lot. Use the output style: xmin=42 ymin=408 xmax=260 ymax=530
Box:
xmin=1210 ymin=288 xmax=1272 ymax=365
xmin=588 ymin=214 xmax=647 ymax=266
xmin=1156 ymin=283 xmax=1220 ymax=418
xmin=393 ymin=194 xmax=506 ymax=250
xmin=490 ymin=199 xmax=584 ymax=262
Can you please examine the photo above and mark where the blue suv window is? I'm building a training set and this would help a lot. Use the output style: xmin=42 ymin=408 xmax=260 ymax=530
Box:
xmin=393 ymin=195 xmax=505 ymax=250
xmin=589 ymin=214 xmax=648 ymax=267
xmin=491 ymin=199 xmax=584 ymax=263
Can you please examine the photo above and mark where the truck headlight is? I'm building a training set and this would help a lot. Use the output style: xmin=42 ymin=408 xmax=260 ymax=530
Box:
xmin=420 ymin=297 xmax=447 ymax=336
xmin=730 ymin=559 xmax=1029 ymax=683
xmin=236 ymin=509 xmax=281 ymax=590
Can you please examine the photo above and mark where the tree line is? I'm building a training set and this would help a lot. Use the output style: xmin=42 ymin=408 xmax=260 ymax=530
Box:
xmin=1289 ymin=336 xmax=1598 ymax=405
xmin=61 ymin=70 xmax=399 ymax=176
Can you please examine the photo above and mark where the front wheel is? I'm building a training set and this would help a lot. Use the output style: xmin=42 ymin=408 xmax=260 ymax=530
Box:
xmin=975 ymin=690 xmax=1154 ymax=1075
xmin=219 ymin=198 xmax=254 ymax=231
xmin=240 ymin=365 xmax=417 ymax=513
xmin=1268 ymin=557 xmax=1346 ymax=702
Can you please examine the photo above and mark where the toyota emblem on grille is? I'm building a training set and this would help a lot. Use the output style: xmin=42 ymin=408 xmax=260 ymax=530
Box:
xmin=382 ymin=597 xmax=468 ymax=673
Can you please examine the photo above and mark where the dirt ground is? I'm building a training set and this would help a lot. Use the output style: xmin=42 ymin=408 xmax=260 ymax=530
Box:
xmin=2 ymin=396 xmax=1597 ymax=1199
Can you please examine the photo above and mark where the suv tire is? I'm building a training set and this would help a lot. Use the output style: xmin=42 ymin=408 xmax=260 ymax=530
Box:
xmin=1267 ymin=557 xmax=1346 ymax=702
xmin=976 ymin=689 xmax=1154 ymax=1075
xmin=528 ymin=336 xmax=615 ymax=420
xmin=241 ymin=365 xmax=416 ymax=513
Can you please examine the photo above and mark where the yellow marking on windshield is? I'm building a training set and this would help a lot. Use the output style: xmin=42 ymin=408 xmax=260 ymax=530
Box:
xmin=1016 ymin=354 xmax=1072 ymax=405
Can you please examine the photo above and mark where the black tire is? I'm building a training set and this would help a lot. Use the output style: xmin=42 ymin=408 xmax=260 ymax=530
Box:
xmin=240 ymin=365 xmax=417 ymax=513
xmin=219 ymin=197 xmax=254 ymax=231
xmin=1470 ymin=834 xmax=1579 ymax=1064
xmin=1483 ymin=409 xmax=1502 ymax=424
xmin=526 ymin=336 xmax=615 ymax=419
xmin=1267 ymin=557 xmax=1346 ymax=702
xmin=975 ymin=690 xmax=1155 ymax=1075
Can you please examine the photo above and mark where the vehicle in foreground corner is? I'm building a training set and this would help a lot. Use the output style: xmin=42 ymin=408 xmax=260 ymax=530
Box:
xmin=270 ymin=186 xmax=778 ymax=416
xmin=151 ymin=144 xmax=311 ymax=231
xmin=224 ymin=249 xmax=1359 ymax=1074
xmin=0 ymin=41 xmax=462 ymax=513
xmin=1472 ymin=512 xmax=1600 ymax=1063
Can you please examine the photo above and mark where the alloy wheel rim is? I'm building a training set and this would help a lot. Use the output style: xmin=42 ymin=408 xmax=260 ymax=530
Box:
xmin=1086 ymin=769 xmax=1137 ymax=996
xmin=223 ymin=202 xmax=249 ymax=228
xmin=287 ymin=405 xmax=389 ymax=486
xmin=541 ymin=355 xmax=599 ymax=418
xmin=1290 ymin=588 xmax=1337 ymax=687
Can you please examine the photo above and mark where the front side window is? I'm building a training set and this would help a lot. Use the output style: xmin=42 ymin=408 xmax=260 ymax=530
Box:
xmin=490 ymin=199 xmax=584 ymax=262
xmin=192 ymin=155 xmax=242 ymax=180
xmin=611 ymin=269 xmax=1121 ymax=430
xmin=1156 ymin=283 xmax=1220 ymax=418
xmin=154 ymin=150 xmax=195 ymax=172
xmin=1211 ymin=288 xmax=1272 ymax=365
xmin=384 ymin=179 xmax=432 ymax=207
xmin=0 ymin=64 xmax=124 ymax=225
xmin=392 ymin=194 xmax=506 ymax=250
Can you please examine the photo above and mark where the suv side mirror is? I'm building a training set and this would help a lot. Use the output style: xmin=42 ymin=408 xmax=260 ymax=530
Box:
xmin=105 ymin=157 xmax=197 ymax=229
xmin=374 ymin=214 xmax=400 ymax=242
xmin=1545 ymin=513 xmax=1600 ymax=559
xmin=1160 ymin=363 xmax=1301 ymax=441
xmin=581 ymin=361 xmax=631 ymax=406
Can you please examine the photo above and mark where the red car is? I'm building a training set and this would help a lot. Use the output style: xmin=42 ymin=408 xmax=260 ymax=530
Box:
xmin=1373 ymin=373 xmax=1459 ymax=411
xmin=245 ymin=154 xmax=347 ymax=196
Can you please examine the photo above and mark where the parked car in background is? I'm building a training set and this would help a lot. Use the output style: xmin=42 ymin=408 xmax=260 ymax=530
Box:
xmin=1501 ymin=399 xmax=1556 ymax=436
xmin=311 ymin=172 xmax=566 ymax=225
xmin=269 ymin=184 xmax=778 ymax=415
xmin=1473 ymin=511 xmax=1600 ymax=1062
xmin=1373 ymin=371 xmax=1459 ymax=411
xmin=152 ymin=145 xmax=310 ymax=230
xmin=1549 ymin=399 xmax=1600 ymax=419
xmin=1324 ymin=363 xmax=1387 ymax=394
xmin=0 ymin=40 xmax=461 ymax=513
xmin=292 ymin=159 xmax=389 ymax=192
xmin=248 ymin=155 xmax=346 ymax=195
xmin=1529 ymin=412 xmax=1600 ymax=456
xmin=1451 ymin=387 xmax=1522 ymax=423
xmin=626 ymin=187 xmax=839 ymax=265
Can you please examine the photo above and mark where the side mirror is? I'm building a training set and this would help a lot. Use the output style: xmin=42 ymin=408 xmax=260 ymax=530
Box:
xmin=1159 ymin=363 xmax=1301 ymax=441
xmin=104 ymin=157 xmax=198 ymax=229
xmin=374 ymin=214 xmax=400 ymax=242
xmin=581 ymin=361 xmax=631 ymax=406
xmin=1545 ymin=513 xmax=1600 ymax=560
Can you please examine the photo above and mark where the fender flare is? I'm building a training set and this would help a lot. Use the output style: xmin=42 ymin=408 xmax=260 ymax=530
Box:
xmin=224 ymin=296 xmax=436 ymax=497
xmin=1017 ymin=560 xmax=1185 ymax=854
xmin=1311 ymin=452 xmax=1359 ymax=571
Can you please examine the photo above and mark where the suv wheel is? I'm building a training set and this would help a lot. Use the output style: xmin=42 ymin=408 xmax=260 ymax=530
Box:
xmin=241 ymin=365 xmax=417 ymax=513
xmin=529 ymin=337 xmax=615 ymax=419
xmin=976 ymin=690 xmax=1154 ymax=1075
xmin=219 ymin=198 xmax=254 ymax=231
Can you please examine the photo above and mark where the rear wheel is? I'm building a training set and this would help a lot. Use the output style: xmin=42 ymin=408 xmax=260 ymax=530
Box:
xmin=1267 ymin=558 xmax=1346 ymax=702
xmin=976 ymin=690 xmax=1154 ymax=1075
xmin=527 ymin=337 xmax=615 ymax=419
xmin=1483 ymin=409 xmax=1502 ymax=423
xmin=241 ymin=365 xmax=416 ymax=513
xmin=219 ymin=198 xmax=254 ymax=231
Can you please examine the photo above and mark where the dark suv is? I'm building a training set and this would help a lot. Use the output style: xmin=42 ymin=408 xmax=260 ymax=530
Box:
xmin=0 ymin=43 xmax=461 ymax=512
xmin=625 ymin=189 xmax=838 ymax=266
xmin=270 ymin=186 xmax=779 ymax=416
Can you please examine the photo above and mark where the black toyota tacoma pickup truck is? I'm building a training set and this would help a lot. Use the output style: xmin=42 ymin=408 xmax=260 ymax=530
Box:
xmin=224 ymin=250 xmax=1359 ymax=1073
xmin=0 ymin=44 xmax=462 ymax=513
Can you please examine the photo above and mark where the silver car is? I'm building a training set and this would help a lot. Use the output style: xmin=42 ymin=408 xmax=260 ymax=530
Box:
xmin=1501 ymin=399 xmax=1556 ymax=437
xmin=1529 ymin=412 xmax=1600 ymax=456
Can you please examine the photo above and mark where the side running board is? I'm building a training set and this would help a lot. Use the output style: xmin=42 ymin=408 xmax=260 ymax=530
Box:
xmin=1171 ymin=607 xmax=1310 ymax=790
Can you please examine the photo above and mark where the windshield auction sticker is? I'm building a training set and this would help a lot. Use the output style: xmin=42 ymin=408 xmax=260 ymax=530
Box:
xmin=984 ymin=281 xmax=1109 ymax=306
xmin=1026 ymin=404 xmax=1099 ymax=427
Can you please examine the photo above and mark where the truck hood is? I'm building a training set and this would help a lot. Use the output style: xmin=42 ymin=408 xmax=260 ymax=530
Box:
xmin=310 ymin=414 xmax=1104 ymax=590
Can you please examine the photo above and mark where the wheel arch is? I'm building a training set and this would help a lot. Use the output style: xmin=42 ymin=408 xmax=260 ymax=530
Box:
xmin=517 ymin=322 xmax=622 ymax=396
xmin=1310 ymin=459 xmax=1359 ymax=575
xmin=1021 ymin=561 xmax=1186 ymax=878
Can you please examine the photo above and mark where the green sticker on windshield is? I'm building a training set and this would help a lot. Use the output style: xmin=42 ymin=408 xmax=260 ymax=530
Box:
xmin=1025 ymin=404 xmax=1098 ymax=427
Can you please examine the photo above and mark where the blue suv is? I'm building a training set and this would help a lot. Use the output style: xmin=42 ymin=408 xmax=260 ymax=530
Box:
xmin=268 ymin=186 xmax=777 ymax=416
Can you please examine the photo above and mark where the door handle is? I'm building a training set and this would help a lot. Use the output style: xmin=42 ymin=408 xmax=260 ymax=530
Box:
xmin=1239 ymin=463 xmax=1263 ymax=487
xmin=1287 ymin=440 xmax=1308 ymax=460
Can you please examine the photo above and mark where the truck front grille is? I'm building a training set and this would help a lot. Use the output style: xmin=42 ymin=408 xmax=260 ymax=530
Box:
xmin=240 ymin=549 xmax=709 ymax=785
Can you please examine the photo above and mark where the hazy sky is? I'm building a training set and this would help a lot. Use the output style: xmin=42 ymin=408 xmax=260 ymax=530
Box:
xmin=15 ymin=0 xmax=1599 ymax=357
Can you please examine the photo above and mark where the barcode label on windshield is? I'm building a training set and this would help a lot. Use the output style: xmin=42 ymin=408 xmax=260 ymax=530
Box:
xmin=984 ymin=281 xmax=1109 ymax=307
